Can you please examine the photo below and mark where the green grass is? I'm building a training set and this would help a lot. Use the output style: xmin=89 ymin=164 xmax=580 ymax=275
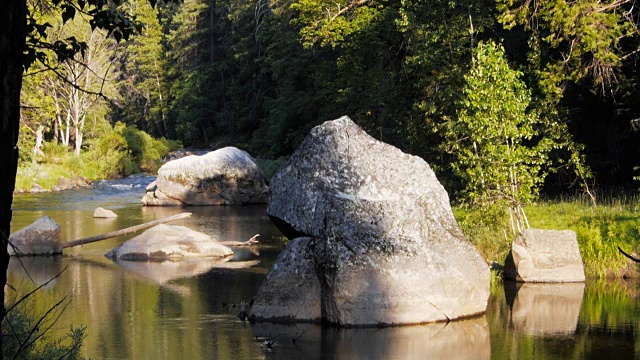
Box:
xmin=455 ymin=196 xmax=640 ymax=279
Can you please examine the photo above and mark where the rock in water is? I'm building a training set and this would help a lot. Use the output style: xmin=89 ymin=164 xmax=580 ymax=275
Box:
xmin=9 ymin=216 xmax=63 ymax=256
xmin=94 ymin=207 xmax=118 ymax=218
xmin=251 ymin=116 xmax=490 ymax=326
xmin=504 ymin=229 xmax=586 ymax=282
xmin=105 ymin=224 xmax=234 ymax=261
xmin=142 ymin=147 xmax=269 ymax=206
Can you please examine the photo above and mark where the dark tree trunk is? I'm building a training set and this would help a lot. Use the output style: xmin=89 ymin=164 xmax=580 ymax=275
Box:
xmin=0 ymin=0 xmax=26 ymax=345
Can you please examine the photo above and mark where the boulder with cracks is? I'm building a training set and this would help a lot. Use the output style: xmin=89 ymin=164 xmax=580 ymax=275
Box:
xmin=251 ymin=116 xmax=490 ymax=326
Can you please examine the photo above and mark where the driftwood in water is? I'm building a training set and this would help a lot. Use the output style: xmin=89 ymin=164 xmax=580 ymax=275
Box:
xmin=63 ymin=213 xmax=192 ymax=248
xmin=220 ymin=234 xmax=260 ymax=247
xmin=618 ymin=246 xmax=640 ymax=263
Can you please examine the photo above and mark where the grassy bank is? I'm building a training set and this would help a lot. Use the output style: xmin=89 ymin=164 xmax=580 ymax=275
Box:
xmin=15 ymin=123 xmax=181 ymax=193
xmin=456 ymin=197 xmax=640 ymax=279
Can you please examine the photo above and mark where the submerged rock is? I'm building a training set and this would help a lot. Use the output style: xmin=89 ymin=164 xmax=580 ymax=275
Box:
xmin=504 ymin=229 xmax=586 ymax=283
xmin=105 ymin=224 xmax=234 ymax=261
xmin=9 ymin=216 xmax=63 ymax=256
xmin=252 ymin=116 xmax=490 ymax=326
xmin=142 ymin=147 xmax=269 ymax=206
xmin=94 ymin=207 xmax=118 ymax=218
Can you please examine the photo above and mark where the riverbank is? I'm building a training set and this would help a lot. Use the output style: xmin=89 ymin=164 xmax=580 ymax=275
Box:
xmin=14 ymin=123 xmax=182 ymax=193
xmin=457 ymin=197 xmax=640 ymax=279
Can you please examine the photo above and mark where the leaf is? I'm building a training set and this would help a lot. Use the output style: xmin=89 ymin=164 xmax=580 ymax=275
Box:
xmin=62 ymin=5 xmax=76 ymax=24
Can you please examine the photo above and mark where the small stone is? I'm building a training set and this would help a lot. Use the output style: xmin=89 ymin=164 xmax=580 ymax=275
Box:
xmin=94 ymin=207 xmax=118 ymax=218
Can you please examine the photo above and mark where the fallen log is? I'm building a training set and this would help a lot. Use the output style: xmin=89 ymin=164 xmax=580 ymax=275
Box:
xmin=63 ymin=212 xmax=192 ymax=249
xmin=220 ymin=234 xmax=260 ymax=247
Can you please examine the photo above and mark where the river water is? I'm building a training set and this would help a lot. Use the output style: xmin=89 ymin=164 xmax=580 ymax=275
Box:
xmin=7 ymin=176 xmax=640 ymax=359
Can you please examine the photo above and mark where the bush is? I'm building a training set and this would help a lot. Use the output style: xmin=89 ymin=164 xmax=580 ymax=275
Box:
xmin=3 ymin=287 xmax=86 ymax=359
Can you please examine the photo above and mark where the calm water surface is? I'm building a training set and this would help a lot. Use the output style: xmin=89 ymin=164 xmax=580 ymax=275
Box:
xmin=7 ymin=176 xmax=640 ymax=359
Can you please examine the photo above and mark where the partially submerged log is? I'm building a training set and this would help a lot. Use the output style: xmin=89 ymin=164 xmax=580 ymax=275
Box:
xmin=219 ymin=234 xmax=260 ymax=247
xmin=63 ymin=212 xmax=192 ymax=249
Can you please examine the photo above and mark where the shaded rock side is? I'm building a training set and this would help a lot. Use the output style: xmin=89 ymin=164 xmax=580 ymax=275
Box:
xmin=142 ymin=147 xmax=269 ymax=206
xmin=258 ymin=116 xmax=490 ymax=325
xmin=105 ymin=224 xmax=234 ymax=261
xmin=94 ymin=207 xmax=118 ymax=218
xmin=8 ymin=216 xmax=63 ymax=256
xmin=250 ymin=238 xmax=322 ymax=322
xmin=504 ymin=228 xmax=586 ymax=283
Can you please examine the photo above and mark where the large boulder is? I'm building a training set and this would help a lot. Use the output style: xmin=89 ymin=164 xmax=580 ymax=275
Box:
xmin=504 ymin=228 xmax=585 ymax=282
xmin=251 ymin=116 xmax=490 ymax=326
xmin=9 ymin=216 xmax=63 ymax=256
xmin=142 ymin=147 xmax=269 ymax=206
xmin=105 ymin=224 xmax=234 ymax=261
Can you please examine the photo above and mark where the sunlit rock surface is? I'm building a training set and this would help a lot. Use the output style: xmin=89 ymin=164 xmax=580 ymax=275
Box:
xmin=94 ymin=207 xmax=118 ymax=218
xmin=252 ymin=116 xmax=490 ymax=326
xmin=8 ymin=216 xmax=63 ymax=256
xmin=105 ymin=224 xmax=234 ymax=261
xmin=505 ymin=281 xmax=585 ymax=335
xmin=142 ymin=147 xmax=269 ymax=206
xmin=253 ymin=316 xmax=490 ymax=359
xmin=504 ymin=229 xmax=586 ymax=282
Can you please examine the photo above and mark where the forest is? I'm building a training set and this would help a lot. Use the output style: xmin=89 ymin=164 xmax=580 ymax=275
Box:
xmin=17 ymin=0 xmax=640 ymax=204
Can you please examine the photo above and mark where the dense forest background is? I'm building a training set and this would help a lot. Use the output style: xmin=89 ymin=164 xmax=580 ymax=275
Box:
xmin=19 ymin=0 xmax=640 ymax=200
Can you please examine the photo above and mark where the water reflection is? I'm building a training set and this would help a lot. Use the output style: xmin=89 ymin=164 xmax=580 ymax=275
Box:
xmin=504 ymin=281 xmax=585 ymax=336
xmin=112 ymin=258 xmax=260 ymax=293
xmin=253 ymin=316 xmax=491 ymax=360
xmin=7 ymin=255 xmax=64 ymax=290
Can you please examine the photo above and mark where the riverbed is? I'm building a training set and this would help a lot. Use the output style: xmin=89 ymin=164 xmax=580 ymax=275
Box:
xmin=7 ymin=176 xmax=640 ymax=359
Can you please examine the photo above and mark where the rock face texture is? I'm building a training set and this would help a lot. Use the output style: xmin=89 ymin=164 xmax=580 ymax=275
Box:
xmin=251 ymin=116 xmax=490 ymax=326
xmin=142 ymin=147 xmax=269 ymax=206
xmin=8 ymin=216 xmax=63 ymax=256
xmin=105 ymin=224 xmax=234 ymax=261
xmin=504 ymin=229 xmax=586 ymax=283
xmin=94 ymin=207 xmax=118 ymax=218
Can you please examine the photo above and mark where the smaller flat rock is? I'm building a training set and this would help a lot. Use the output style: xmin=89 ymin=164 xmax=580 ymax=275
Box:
xmin=94 ymin=207 xmax=118 ymax=218
xmin=105 ymin=224 xmax=234 ymax=261
xmin=9 ymin=216 xmax=63 ymax=256
xmin=504 ymin=228 xmax=586 ymax=283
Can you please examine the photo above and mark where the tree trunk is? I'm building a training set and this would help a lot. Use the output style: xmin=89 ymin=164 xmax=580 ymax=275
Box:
xmin=34 ymin=124 xmax=44 ymax=157
xmin=0 ymin=0 xmax=26 ymax=339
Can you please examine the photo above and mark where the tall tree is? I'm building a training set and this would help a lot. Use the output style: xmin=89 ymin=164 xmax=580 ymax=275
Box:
xmin=0 ymin=0 xmax=171 ymax=344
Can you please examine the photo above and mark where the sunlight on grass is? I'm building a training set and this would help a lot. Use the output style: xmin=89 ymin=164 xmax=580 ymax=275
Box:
xmin=455 ymin=196 xmax=640 ymax=279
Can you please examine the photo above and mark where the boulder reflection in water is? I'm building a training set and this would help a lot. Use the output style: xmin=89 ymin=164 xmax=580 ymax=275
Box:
xmin=8 ymin=255 xmax=64 ymax=289
xmin=252 ymin=316 xmax=490 ymax=360
xmin=504 ymin=281 xmax=585 ymax=336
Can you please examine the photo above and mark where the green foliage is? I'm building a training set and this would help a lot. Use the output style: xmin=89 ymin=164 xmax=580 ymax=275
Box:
xmin=443 ymin=40 xmax=553 ymax=229
xmin=254 ymin=156 xmax=288 ymax=181
xmin=18 ymin=125 xmax=36 ymax=163
xmin=458 ymin=196 xmax=640 ymax=279
xmin=2 ymin=294 xmax=85 ymax=359
xmin=496 ymin=0 xmax=636 ymax=93
xmin=15 ymin=122 xmax=180 ymax=192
